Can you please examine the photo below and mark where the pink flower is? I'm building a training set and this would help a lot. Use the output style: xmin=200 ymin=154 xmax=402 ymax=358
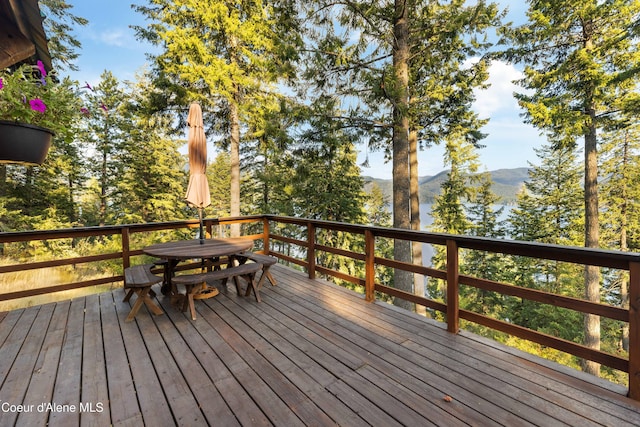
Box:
xmin=80 ymin=107 xmax=90 ymax=116
xmin=84 ymin=82 xmax=93 ymax=91
xmin=29 ymin=98 xmax=47 ymax=113
xmin=36 ymin=61 xmax=47 ymax=78
xmin=100 ymin=103 xmax=108 ymax=112
xmin=0 ymin=78 xmax=3 ymax=90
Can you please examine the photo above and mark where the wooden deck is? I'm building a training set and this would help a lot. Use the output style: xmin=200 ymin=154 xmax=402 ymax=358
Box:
xmin=1 ymin=264 xmax=639 ymax=426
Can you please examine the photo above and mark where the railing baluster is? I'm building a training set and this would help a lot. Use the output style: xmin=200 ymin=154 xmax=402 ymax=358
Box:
xmin=629 ymin=261 xmax=640 ymax=399
xmin=308 ymin=222 xmax=316 ymax=280
xmin=446 ymin=239 xmax=459 ymax=334
xmin=122 ymin=226 xmax=131 ymax=270
xmin=263 ymin=217 xmax=270 ymax=254
xmin=365 ymin=229 xmax=375 ymax=302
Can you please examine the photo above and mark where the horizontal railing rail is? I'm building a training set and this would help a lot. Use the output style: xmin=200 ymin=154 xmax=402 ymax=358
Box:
xmin=260 ymin=215 xmax=640 ymax=400
xmin=1 ymin=214 xmax=638 ymax=400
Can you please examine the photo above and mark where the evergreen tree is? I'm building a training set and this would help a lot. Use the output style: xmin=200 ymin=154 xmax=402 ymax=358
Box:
xmin=506 ymin=143 xmax=584 ymax=348
xmin=118 ymin=76 xmax=188 ymax=224
xmin=78 ymin=71 xmax=131 ymax=226
xmin=428 ymin=133 xmax=479 ymax=313
xmin=500 ymin=0 xmax=640 ymax=375
xmin=600 ymin=123 xmax=640 ymax=353
xmin=209 ymin=152 xmax=232 ymax=218
xmin=302 ymin=0 xmax=503 ymax=309
xmin=39 ymin=0 xmax=88 ymax=71
xmin=134 ymin=0 xmax=301 ymax=235
xmin=462 ymin=172 xmax=507 ymax=331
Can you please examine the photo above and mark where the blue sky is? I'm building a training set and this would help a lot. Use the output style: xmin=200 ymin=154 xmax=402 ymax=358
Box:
xmin=62 ymin=1 xmax=542 ymax=179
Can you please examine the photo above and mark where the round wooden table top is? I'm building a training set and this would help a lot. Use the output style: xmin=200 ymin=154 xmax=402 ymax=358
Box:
xmin=143 ymin=238 xmax=254 ymax=260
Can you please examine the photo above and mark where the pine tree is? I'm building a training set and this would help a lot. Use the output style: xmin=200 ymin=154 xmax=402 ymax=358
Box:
xmin=500 ymin=0 xmax=640 ymax=375
xmin=78 ymin=71 xmax=131 ymax=226
xmin=600 ymin=123 xmax=640 ymax=353
xmin=506 ymin=143 xmax=584 ymax=346
xmin=118 ymin=76 xmax=188 ymax=224
xmin=39 ymin=0 xmax=88 ymax=71
xmin=462 ymin=172 xmax=507 ymax=331
xmin=134 ymin=0 xmax=301 ymax=235
xmin=302 ymin=0 xmax=503 ymax=309
xmin=428 ymin=133 xmax=479 ymax=314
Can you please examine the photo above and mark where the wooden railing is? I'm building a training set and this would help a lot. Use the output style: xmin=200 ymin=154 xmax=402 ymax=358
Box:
xmin=1 ymin=214 xmax=639 ymax=400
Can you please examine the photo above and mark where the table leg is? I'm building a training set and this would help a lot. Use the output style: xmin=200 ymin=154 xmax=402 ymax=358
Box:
xmin=161 ymin=259 xmax=179 ymax=295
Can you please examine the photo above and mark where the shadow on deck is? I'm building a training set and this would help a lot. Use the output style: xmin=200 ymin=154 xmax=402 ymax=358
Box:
xmin=1 ymin=264 xmax=639 ymax=426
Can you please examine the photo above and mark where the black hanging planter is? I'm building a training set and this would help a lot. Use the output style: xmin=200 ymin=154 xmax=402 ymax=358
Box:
xmin=0 ymin=120 xmax=54 ymax=166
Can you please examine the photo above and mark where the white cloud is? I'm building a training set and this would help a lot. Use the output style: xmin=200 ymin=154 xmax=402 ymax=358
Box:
xmin=473 ymin=60 xmax=524 ymax=118
xmin=99 ymin=28 xmax=131 ymax=47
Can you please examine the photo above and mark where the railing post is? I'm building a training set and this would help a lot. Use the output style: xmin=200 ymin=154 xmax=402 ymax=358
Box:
xmin=307 ymin=222 xmax=316 ymax=279
xmin=365 ymin=229 xmax=375 ymax=302
xmin=629 ymin=261 xmax=640 ymax=400
xmin=263 ymin=217 xmax=270 ymax=254
xmin=205 ymin=220 xmax=212 ymax=239
xmin=446 ymin=239 xmax=459 ymax=334
xmin=122 ymin=226 xmax=131 ymax=270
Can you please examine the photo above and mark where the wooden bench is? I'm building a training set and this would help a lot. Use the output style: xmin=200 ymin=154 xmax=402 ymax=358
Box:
xmin=237 ymin=252 xmax=277 ymax=288
xmin=172 ymin=262 xmax=263 ymax=320
xmin=123 ymin=264 xmax=164 ymax=322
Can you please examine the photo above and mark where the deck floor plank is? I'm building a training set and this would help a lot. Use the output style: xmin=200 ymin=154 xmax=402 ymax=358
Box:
xmin=274 ymin=266 xmax=639 ymax=425
xmin=16 ymin=301 xmax=70 ymax=427
xmin=48 ymin=298 xmax=85 ymax=427
xmin=80 ymin=293 xmax=111 ymax=427
xmin=206 ymin=294 xmax=364 ymax=427
xmin=281 ymin=281 xmax=577 ymax=426
xmin=159 ymin=295 xmax=272 ymax=427
xmin=0 ymin=308 xmax=22 ymax=348
xmin=151 ymin=294 xmax=241 ymax=427
xmin=1 ymin=264 xmax=639 ymax=426
xmin=266 ymin=273 xmax=520 ymax=426
xmin=320 ymin=277 xmax=640 ymax=426
xmin=194 ymin=298 xmax=306 ymax=427
xmin=0 ymin=303 xmax=55 ymax=427
xmin=100 ymin=292 xmax=144 ymax=427
xmin=113 ymin=287 xmax=176 ymax=427
xmin=210 ymin=291 xmax=372 ymax=427
xmin=134 ymin=296 xmax=208 ymax=426
xmin=0 ymin=308 xmax=37 ymax=386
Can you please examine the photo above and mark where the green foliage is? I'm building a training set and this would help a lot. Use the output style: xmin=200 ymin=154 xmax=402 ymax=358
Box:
xmin=0 ymin=62 xmax=81 ymax=135
xmin=509 ymin=143 xmax=584 ymax=246
xmin=499 ymin=1 xmax=640 ymax=143
xmin=208 ymin=152 xmax=232 ymax=218
xmin=39 ymin=0 xmax=89 ymax=72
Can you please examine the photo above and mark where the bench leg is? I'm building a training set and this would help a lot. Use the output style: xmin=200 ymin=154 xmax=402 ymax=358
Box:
xmin=126 ymin=287 xmax=163 ymax=322
xmin=182 ymin=284 xmax=199 ymax=320
xmin=233 ymin=276 xmax=243 ymax=296
xmin=243 ymin=273 xmax=261 ymax=303
xmin=123 ymin=288 xmax=135 ymax=303
xmin=256 ymin=266 xmax=277 ymax=289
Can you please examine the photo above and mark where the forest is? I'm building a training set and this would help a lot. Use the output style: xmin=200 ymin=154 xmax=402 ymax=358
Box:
xmin=1 ymin=1 xmax=640 ymax=383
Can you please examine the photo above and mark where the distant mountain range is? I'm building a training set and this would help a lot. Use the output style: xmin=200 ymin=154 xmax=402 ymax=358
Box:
xmin=363 ymin=167 xmax=530 ymax=204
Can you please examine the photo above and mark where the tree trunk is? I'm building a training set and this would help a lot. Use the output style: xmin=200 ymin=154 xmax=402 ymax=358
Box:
xmin=100 ymin=149 xmax=107 ymax=227
xmin=391 ymin=0 xmax=413 ymax=310
xmin=582 ymin=22 xmax=600 ymax=377
xmin=410 ymin=129 xmax=425 ymax=316
xmin=229 ymin=97 xmax=241 ymax=237
xmin=620 ymin=133 xmax=630 ymax=351
xmin=583 ymin=117 xmax=600 ymax=376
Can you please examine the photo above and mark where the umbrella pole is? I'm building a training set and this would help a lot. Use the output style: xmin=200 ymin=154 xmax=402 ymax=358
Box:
xmin=198 ymin=208 xmax=205 ymax=244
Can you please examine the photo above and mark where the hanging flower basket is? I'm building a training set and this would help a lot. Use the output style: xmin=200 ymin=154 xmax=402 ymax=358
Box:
xmin=0 ymin=120 xmax=53 ymax=166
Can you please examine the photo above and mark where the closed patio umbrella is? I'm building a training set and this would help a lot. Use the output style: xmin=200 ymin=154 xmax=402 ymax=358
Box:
xmin=185 ymin=102 xmax=211 ymax=244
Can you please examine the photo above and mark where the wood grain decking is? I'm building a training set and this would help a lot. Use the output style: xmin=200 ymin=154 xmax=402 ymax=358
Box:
xmin=1 ymin=264 xmax=639 ymax=426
